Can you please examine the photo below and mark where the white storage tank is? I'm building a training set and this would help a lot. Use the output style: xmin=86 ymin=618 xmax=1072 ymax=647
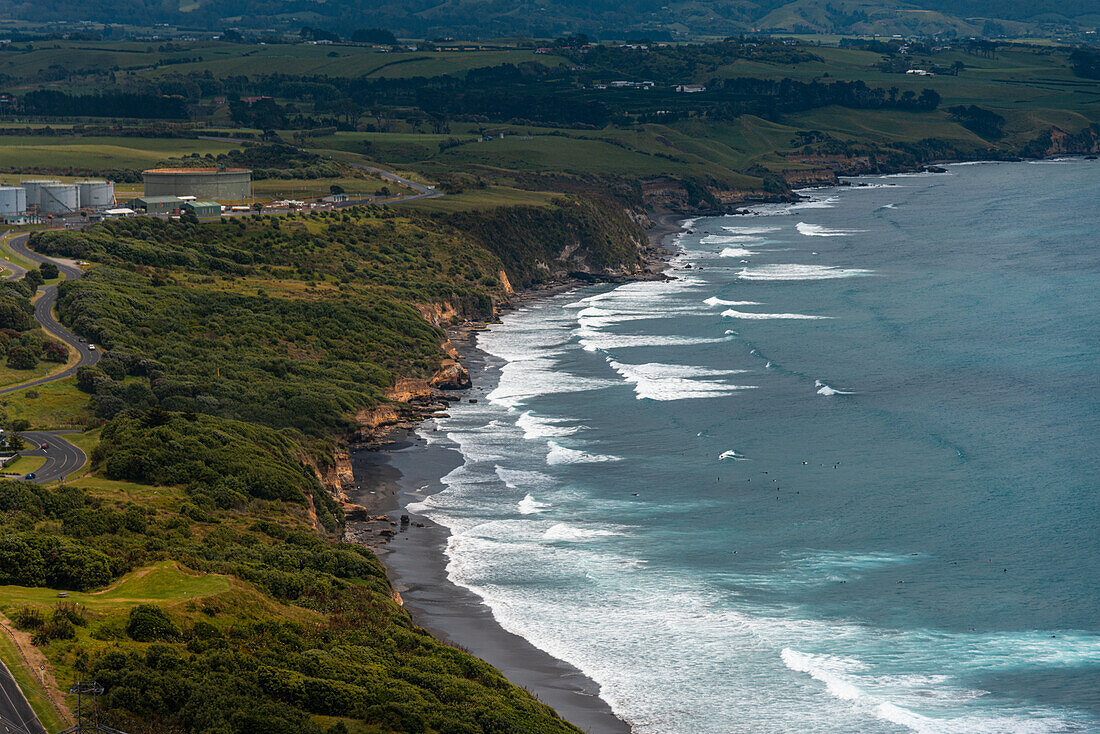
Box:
xmin=0 ymin=186 xmax=26 ymax=217
xmin=20 ymin=179 xmax=60 ymax=208
xmin=38 ymin=183 xmax=79 ymax=214
xmin=76 ymin=179 xmax=115 ymax=210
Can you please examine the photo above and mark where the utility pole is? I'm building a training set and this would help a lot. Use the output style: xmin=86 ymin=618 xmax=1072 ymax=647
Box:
xmin=55 ymin=682 xmax=127 ymax=734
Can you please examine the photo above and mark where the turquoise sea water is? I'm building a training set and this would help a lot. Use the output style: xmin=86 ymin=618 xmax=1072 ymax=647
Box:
xmin=409 ymin=159 xmax=1100 ymax=733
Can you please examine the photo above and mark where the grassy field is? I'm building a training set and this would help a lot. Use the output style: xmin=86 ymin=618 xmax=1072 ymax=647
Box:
xmin=0 ymin=377 xmax=95 ymax=429
xmin=0 ymin=562 xmax=231 ymax=611
xmin=2 ymin=454 xmax=45 ymax=475
xmin=0 ymin=354 xmax=58 ymax=390
xmin=0 ymin=136 xmax=236 ymax=172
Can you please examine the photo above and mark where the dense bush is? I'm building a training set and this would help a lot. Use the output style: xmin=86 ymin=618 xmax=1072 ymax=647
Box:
xmin=95 ymin=410 xmax=322 ymax=505
xmin=126 ymin=604 xmax=180 ymax=642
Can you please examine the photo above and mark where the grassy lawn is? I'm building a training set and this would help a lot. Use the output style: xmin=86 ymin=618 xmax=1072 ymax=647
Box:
xmin=0 ymin=377 xmax=95 ymax=430
xmin=0 ymin=562 xmax=231 ymax=611
xmin=2 ymin=454 xmax=46 ymax=475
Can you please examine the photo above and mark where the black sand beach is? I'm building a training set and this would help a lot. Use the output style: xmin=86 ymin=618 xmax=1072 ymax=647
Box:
xmin=348 ymin=345 xmax=631 ymax=734
xmin=344 ymin=216 xmax=684 ymax=733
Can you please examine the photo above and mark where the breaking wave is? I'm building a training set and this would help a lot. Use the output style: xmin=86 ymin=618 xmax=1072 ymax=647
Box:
xmin=797 ymin=222 xmax=867 ymax=237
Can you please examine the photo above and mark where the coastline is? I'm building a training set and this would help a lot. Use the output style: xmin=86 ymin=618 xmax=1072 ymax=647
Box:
xmin=343 ymin=214 xmax=686 ymax=733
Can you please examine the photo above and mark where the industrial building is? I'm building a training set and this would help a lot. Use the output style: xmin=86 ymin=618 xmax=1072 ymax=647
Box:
xmin=181 ymin=201 xmax=222 ymax=220
xmin=0 ymin=186 xmax=27 ymax=219
xmin=132 ymin=195 xmax=185 ymax=215
xmin=76 ymin=180 xmax=115 ymax=209
xmin=38 ymin=183 xmax=79 ymax=214
xmin=6 ymin=178 xmax=116 ymax=218
xmin=142 ymin=168 xmax=252 ymax=200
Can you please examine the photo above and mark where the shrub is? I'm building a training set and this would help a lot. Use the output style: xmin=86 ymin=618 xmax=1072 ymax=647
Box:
xmin=126 ymin=604 xmax=179 ymax=642
xmin=12 ymin=606 xmax=44 ymax=630
xmin=6 ymin=346 xmax=37 ymax=370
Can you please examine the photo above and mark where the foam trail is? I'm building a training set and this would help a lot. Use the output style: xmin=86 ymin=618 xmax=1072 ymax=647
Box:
xmin=542 ymin=523 xmax=626 ymax=541
xmin=720 ymin=247 xmax=755 ymax=258
xmin=704 ymin=296 xmax=761 ymax=307
xmin=722 ymin=309 xmax=831 ymax=320
xmin=546 ymin=441 xmax=621 ymax=465
xmin=737 ymin=264 xmax=873 ymax=281
xmin=702 ymin=234 xmax=761 ymax=245
xmin=722 ymin=225 xmax=781 ymax=234
xmin=719 ymin=450 xmax=747 ymax=461
xmin=797 ymin=222 xmax=867 ymax=237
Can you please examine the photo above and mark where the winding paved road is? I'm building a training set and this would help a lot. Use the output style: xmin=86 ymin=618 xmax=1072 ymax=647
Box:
xmin=345 ymin=164 xmax=443 ymax=206
xmin=0 ymin=233 xmax=97 ymax=486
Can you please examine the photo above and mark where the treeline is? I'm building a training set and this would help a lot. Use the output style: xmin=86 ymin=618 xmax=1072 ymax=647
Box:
xmin=707 ymin=77 xmax=941 ymax=117
xmin=17 ymin=90 xmax=189 ymax=119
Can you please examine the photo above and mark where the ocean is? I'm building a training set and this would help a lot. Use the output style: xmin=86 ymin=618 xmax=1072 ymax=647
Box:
xmin=406 ymin=159 xmax=1100 ymax=733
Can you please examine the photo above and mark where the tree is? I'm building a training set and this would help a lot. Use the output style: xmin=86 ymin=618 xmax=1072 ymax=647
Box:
xmin=23 ymin=269 xmax=43 ymax=288
xmin=38 ymin=262 xmax=59 ymax=280
xmin=42 ymin=340 xmax=67 ymax=363
xmin=351 ymin=28 xmax=396 ymax=45
xmin=6 ymin=346 xmax=37 ymax=370
xmin=126 ymin=604 xmax=180 ymax=642
xmin=329 ymin=184 xmax=345 ymax=195
xmin=252 ymin=203 xmax=265 ymax=214
xmin=180 ymin=209 xmax=199 ymax=224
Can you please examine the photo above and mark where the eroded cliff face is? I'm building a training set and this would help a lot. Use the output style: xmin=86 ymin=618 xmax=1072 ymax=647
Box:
xmin=1033 ymin=125 xmax=1100 ymax=156
xmin=781 ymin=168 xmax=840 ymax=188
xmin=641 ymin=176 xmax=791 ymax=214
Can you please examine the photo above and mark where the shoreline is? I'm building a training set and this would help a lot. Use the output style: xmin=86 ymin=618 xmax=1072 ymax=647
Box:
xmin=342 ymin=213 xmax=689 ymax=733
xmin=348 ymin=330 xmax=632 ymax=734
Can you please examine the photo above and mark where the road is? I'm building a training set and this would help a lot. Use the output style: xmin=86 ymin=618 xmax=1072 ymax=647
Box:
xmin=0 ymin=233 xmax=97 ymax=488
xmin=17 ymin=432 xmax=86 ymax=485
xmin=0 ymin=659 xmax=45 ymax=734
xmin=344 ymin=164 xmax=443 ymax=207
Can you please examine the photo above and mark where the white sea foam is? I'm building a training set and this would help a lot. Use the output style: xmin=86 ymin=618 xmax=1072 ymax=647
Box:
xmin=782 ymin=648 xmax=1073 ymax=734
xmin=577 ymin=328 xmax=727 ymax=352
xmin=542 ymin=523 xmax=626 ymax=541
xmin=704 ymin=296 xmax=761 ymax=307
xmin=495 ymin=466 xmax=554 ymax=490
xmin=816 ymin=379 xmax=855 ymax=396
xmin=518 ymin=494 xmax=551 ymax=515
xmin=608 ymin=360 xmax=754 ymax=401
xmin=719 ymin=449 xmax=747 ymax=461
xmin=488 ymin=356 xmax=616 ymax=407
xmin=546 ymin=441 xmax=621 ymax=465
xmin=722 ymin=225 xmax=781 ymax=234
xmin=797 ymin=222 xmax=866 ymax=237
xmin=722 ymin=309 xmax=831 ymax=320
xmin=736 ymin=264 xmax=874 ymax=281
xmin=720 ymin=247 xmax=755 ymax=258
xmin=515 ymin=411 xmax=582 ymax=439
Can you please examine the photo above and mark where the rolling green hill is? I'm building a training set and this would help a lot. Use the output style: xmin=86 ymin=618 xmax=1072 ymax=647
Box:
xmin=0 ymin=0 xmax=1095 ymax=40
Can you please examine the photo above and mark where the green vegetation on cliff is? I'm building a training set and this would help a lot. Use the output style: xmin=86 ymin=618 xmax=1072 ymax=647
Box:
xmin=2 ymin=199 xmax=645 ymax=733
